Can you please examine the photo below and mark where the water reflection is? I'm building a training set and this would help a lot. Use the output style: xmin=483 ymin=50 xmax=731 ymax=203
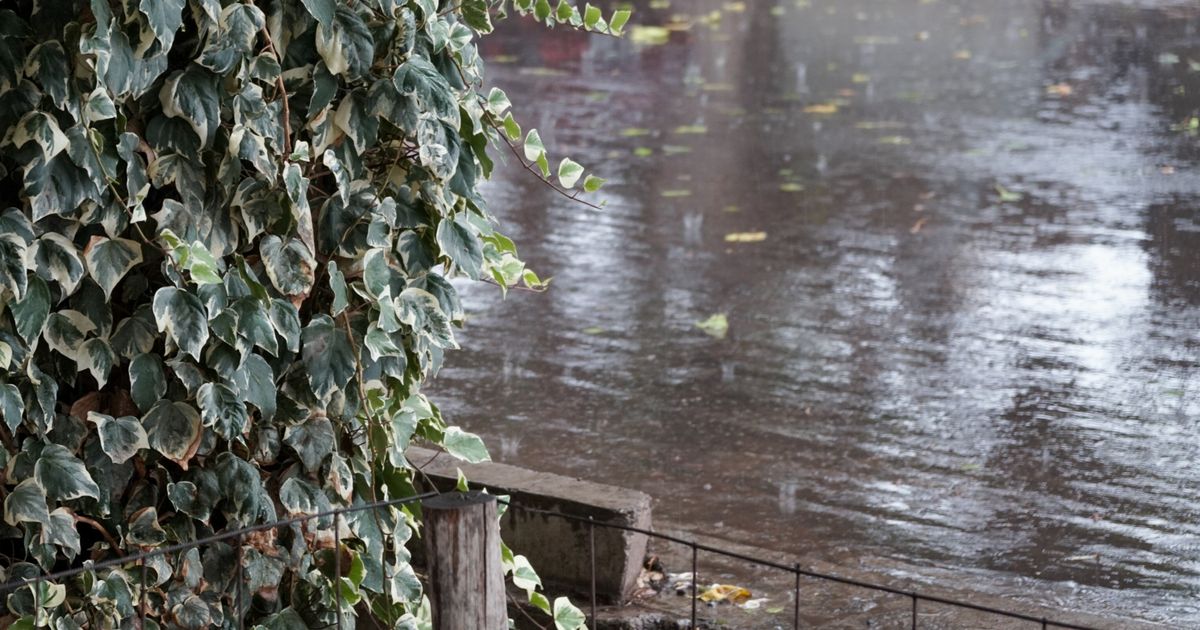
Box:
xmin=432 ymin=0 xmax=1200 ymax=623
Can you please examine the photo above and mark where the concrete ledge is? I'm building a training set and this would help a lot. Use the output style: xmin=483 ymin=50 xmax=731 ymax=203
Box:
xmin=407 ymin=446 xmax=652 ymax=603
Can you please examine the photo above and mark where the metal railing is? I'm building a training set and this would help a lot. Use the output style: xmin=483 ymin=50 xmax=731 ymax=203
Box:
xmin=501 ymin=499 xmax=1098 ymax=630
xmin=0 ymin=491 xmax=1099 ymax=630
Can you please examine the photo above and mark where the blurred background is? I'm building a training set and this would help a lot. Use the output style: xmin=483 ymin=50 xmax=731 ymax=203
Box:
xmin=430 ymin=0 xmax=1200 ymax=624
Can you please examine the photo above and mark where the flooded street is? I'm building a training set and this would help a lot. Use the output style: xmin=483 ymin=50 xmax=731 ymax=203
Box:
xmin=431 ymin=0 xmax=1200 ymax=623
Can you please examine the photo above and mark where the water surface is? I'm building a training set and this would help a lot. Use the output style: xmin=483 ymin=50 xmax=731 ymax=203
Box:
xmin=431 ymin=0 xmax=1200 ymax=623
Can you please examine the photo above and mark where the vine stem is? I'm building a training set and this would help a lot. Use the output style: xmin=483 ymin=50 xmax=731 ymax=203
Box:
xmin=493 ymin=128 xmax=602 ymax=210
xmin=74 ymin=515 xmax=123 ymax=556
xmin=258 ymin=24 xmax=293 ymax=158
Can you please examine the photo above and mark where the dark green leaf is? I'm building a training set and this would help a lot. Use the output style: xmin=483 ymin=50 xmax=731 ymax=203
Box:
xmin=301 ymin=315 xmax=355 ymax=402
xmin=83 ymin=236 xmax=142 ymax=299
xmin=197 ymin=382 xmax=247 ymax=441
xmin=143 ymin=400 xmax=203 ymax=470
xmin=35 ymin=444 xmax=101 ymax=501
xmin=87 ymin=412 xmax=148 ymax=465
xmin=283 ymin=416 xmax=334 ymax=473
xmin=436 ymin=216 xmax=483 ymax=280
xmin=152 ymin=287 xmax=209 ymax=362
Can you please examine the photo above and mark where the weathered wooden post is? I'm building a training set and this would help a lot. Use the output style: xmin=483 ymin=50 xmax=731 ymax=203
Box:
xmin=422 ymin=491 xmax=507 ymax=629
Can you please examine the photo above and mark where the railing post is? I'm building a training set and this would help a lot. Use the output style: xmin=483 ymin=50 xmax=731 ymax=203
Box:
xmin=422 ymin=491 xmax=506 ymax=629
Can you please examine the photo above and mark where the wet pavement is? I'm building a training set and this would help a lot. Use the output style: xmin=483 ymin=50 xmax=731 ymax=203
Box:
xmin=430 ymin=0 xmax=1200 ymax=624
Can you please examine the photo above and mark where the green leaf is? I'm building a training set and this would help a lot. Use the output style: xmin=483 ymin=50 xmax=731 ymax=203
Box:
xmin=557 ymin=158 xmax=584 ymax=188
xmin=111 ymin=307 xmax=157 ymax=359
xmin=143 ymin=401 xmax=203 ymax=470
xmin=198 ymin=382 xmax=248 ymax=441
xmin=10 ymin=275 xmax=50 ymax=343
xmin=609 ymin=9 xmax=632 ymax=34
xmin=159 ymin=66 xmax=220 ymax=147
xmin=461 ymin=0 xmax=493 ymax=33
xmin=260 ymin=236 xmax=317 ymax=296
xmin=83 ymin=236 xmax=142 ymax=300
xmin=45 ymin=507 xmax=80 ymax=559
xmin=152 ymin=287 xmax=210 ymax=362
xmin=328 ymin=262 xmax=349 ymax=316
xmin=316 ymin=6 xmax=374 ymax=78
xmin=530 ymin=591 xmax=551 ymax=614
xmin=523 ymin=129 xmax=545 ymax=161
xmin=30 ymin=233 xmax=84 ymax=297
xmin=442 ymin=427 xmax=490 ymax=463
xmin=25 ymin=42 xmax=72 ymax=111
xmin=301 ymin=315 xmax=356 ymax=403
xmin=233 ymin=353 xmax=276 ymax=420
xmin=4 ymin=479 xmax=49 ymax=528
xmin=87 ymin=412 xmax=149 ymax=465
xmin=553 ymin=597 xmax=587 ymax=630
xmin=36 ymin=444 xmax=102 ymax=501
xmin=78 ymin=338 xmax=117 ymax=387
xmin=300 ymin=0 xmax=335 ymax=26
xmin=0 ymin=234 xmax=27 ymax=301
xmin=139 ymin=0 xmax=186 ymax=48
xmin=436 ymin=216 xmax=484 ymax=280
xmin=583 ymin=4 xmax=602 ymax=28
xmin=0 ymin=383 xmax=23 ymax=433
xmin=284 ymin=417 xmax=335 ymax=473
xmin=45 ymin=310 xmax=96 ymax=362
xmin=583 ymin=174 xmax=606 ymax=192
xmin=11 ymin=112 xmax=68 ymax=163
xmin=269 ymin=299 xmax=301 ymax=353
xmin=502 ymin=113 xmax=521 ymax=141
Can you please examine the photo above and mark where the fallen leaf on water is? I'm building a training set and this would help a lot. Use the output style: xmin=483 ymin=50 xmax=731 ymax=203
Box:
xmin=779 ymin=182 xmax=804 ymax=192
xmin=660 ymin=189 xmax=692 ymax=197
xmin=725 ymin=232 xmax=767 ymax=243
xmin=1160 ymin=165 xmax=1175 ymax=175
xmin=953 ymin=49 xmax=972 ymax=60
xmin=519 ymin=67 xmax=568 ymax=77
xmin=699 ymin=584 xmax=752 ymax=604
xmin=694 ymin=314 xmax=729 ymax=339
xmin=722 ymin=205 xmax=741 ymax=213
xmin=620 ymin=127 xmax=651 ymax=137
xmin=856 ymin=121 xmax=906 ymax=130
xmin=878 ymin=135 xmax=911 ymax=145
xmin=994 ymin=184 xmax=1022 ymax=202
xmin=910 ymin=217 xmax=929 ymax=234
xmin=633 ymin=147 xmax=654 ymax=157
xmin=662 ymin=145 xmax=692 ymax=155
xmin=630 ymin=25 xmax=671 ymax=46
xmin=741 ymin=598 xmax=769 ymax=610
xmin=723 ymin=1 xmax=746 ymax=12
xmin=1046 ymin=83 xmax=1073 ymax=96
xmin=673 ymin=124 xmax=708 ymax=135
xmin=804 ymin=102 xmax=839 ymax=114
xmin=582 ymin=327 xmax=606 ymax=335
xmin=852 ymin=72 xmax=871 ymax=84
xmin=1064 ymin=554 xmax=1100 ymax=562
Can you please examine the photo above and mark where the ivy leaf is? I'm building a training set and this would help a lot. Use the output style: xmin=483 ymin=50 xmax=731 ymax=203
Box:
xmin=0 ymin=383 xmax=23 ymax=433
xmin=30 ymin=233 xmax=85 ymax=297
xmin=233 ymin=353 xmax=277 ymax=421
xmin=197 ymin=382 xmax=248 ymax=441
xmin=143 ymin=401 xmax=203 ymax=470
xmin=553 ymin=597 xmax=587 ymax=630
xmin=442 ymin=427 xmax=490 ymax=463
xmin=4 ymin=478 xmax=50 ymax=528
xmin=24 ymin=42 xmax=72 ymax=112
xmin=35 ymin=444 xmax=102 ymax=501
xmin=11 ymin=112 xmax=68 ymax=163
xmin=159 ymin=66 xmax=220 ymax=147
xmin=127 ymin=353 xmax=165 ymax=413
xmin=78 ymin=338 xmax=117 ymax=388
xmin=152 ymin=287 xmax=210 ymax=362
xmin=557 ymin=158 xmax=584 ymax=188
xmin=0 ymin=233 xmax=27 ymax=301
xmin=280 ymin=477 xmax=332 ymax=516
xmin=10 ymin=275 xmax=50 ymax=343
xmin=461 ymin=0 xmax=493 ymax=33
xmin=269 ymin=299 xmax=301 ymax=353
xmin=328 ymin=261 xmax=349 ymax=316
xmin=301 ymin=315 xmax=355 ymax=403
xmin=315 ymin=6 xmax=374 ymax=78
xmin=283 ymin=417 xmax=334 ymax=473
xmin=45 ymin=507 xmax=80 ymax=559
xmin=83 ymin=236 xmax=142 ymax=299
xmin=45 ymin=310 xmax=96 ymax=362
xmin=260 ymin=236 xmax=317 ymax=297
xmin=87 ymin=412 xmax=149 ymax=465
xmin=436 ymin=216 xmax=483 ymax=280
xmin=111 ymin=307 xmax=157 ymax=359
xmin=610 ymin=9 xmax=632 ymax=33
xmin=583 ymin=174 xmax=606 ymax=192
xmin=300 ymin=0 xmax=335 ymax=26
xmin=523 ymin=129 xmax=545 ymax=162
xmin=139 ymin=0 xmax=186 ymax=49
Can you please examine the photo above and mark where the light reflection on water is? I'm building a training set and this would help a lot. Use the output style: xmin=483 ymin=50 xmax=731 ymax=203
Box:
xmin=430 ymin=0 xmax=1200 ymax=623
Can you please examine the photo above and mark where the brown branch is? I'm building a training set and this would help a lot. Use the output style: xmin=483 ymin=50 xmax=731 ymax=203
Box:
xmin=258 ymin=25 xmax=293 ymax=157
xmin=75 ymin=515 xmax=124 ymax=556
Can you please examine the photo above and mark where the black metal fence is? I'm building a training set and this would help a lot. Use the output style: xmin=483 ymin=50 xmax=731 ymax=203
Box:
xmin=505 ymin=500 xmax=1099 ymax=630
xmin=1 ymin=491 xmax=1098 ymax=630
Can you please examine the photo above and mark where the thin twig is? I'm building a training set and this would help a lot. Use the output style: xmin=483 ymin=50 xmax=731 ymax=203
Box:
xmin=493 ymin=128 xmax=602 ymax=210
xmin=75 ymin=515 xmax=124 ymax=556
xmin=258 ymin=25 xmax=293 ymax=157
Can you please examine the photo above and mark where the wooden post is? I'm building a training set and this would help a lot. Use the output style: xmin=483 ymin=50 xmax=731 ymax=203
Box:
xmin=422 ymin=491 xmax=507 ymax=630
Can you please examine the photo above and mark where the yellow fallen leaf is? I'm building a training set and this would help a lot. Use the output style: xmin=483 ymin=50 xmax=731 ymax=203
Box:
xmin=694 ymin=314 xmax=729 ymax=339
xmin=660 ymin=189 xmax=691 ymax=197
xmin=1046 ymin=83 xmax=1072 ymax=96
xmin=699 ymin=584 xmax=752 ymax=604
xmin=630 ymin=25 xmax=671 ymax=46
xmin=953 ymin=49 xmax=972 ymax=60
xmin=725 ymin=232 xmax=767 ymax=243
xmin=804 ymin=103 xmax=839 ymax=114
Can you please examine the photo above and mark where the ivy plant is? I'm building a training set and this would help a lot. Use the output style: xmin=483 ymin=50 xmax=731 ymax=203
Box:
xmin=0 ymin=0 xmax=625 ymax=628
